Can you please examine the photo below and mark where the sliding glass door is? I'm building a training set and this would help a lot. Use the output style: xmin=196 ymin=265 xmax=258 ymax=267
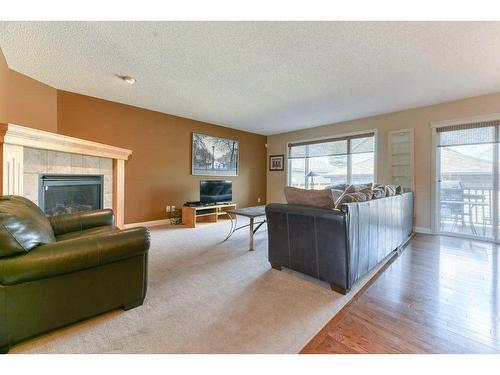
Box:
xmin=437 ymin=122 xmax=498 ymax=240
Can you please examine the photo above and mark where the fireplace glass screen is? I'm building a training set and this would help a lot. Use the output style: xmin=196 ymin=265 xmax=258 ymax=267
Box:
xmin=39 ymin=175 xmax=104 ymax=216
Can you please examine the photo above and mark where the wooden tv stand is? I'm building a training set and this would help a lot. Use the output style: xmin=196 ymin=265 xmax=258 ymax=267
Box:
xmin=182 ymin=203 xmax=236 ymax=228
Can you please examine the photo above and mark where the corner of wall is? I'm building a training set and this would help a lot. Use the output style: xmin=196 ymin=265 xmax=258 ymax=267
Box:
xmin=0 ymin=48 xmax=9 ymax=124
xmin=56 ymin=89 xmax=64 ymax=134
xmin=0 ymin=47 xmax=58 ymax=133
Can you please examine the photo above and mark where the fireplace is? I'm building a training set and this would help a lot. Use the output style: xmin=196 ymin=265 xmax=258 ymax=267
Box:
xmin=1 ymin=124 xmax=131 ymax=226
xmin=39 ymin=174 xmax=104 ymax=216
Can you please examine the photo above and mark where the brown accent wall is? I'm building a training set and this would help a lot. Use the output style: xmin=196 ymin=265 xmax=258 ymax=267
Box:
xmin=57 ymin=91 xmax=267 ymax=224
xmin=0 ymin=49 xmax=57 ymax=132
xmin=0 ymin=51 xmax=7 ymax=122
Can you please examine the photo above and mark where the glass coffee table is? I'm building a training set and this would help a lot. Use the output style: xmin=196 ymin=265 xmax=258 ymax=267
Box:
xmin=223 ymin=205 xmax=266 ymax=251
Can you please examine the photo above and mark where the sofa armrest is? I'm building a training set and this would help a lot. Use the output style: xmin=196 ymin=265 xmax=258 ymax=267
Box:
xmin=0 ymin=227 xmax=150 ymax=286
xmin=265 ymin=203 xmax=349 ymax=291
xmin=49 ymin=209 xmax=115 ymax=235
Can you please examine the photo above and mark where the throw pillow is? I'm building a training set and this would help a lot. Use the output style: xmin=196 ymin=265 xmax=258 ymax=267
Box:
xmin=385 ymin=185 xmax=397 ymax=196
xmin=343 ymin=184 xmax=357 ymax=194
xmin=358 ymin=184 xmax=373 ymax=199
xmin=284 ymin=186 xmax=337 ymax=209
xmin=325 ymin=183 xmax=349 ymax=191
xmin=352 ymin=182 xmax=373 ymax=192
xmin=331 ymin=189 xmax=344 ymax=204
xmin=335 ymin=191 xmax=371 ymax=209
xmin=373 ymin=186 xmax=386 ymax=199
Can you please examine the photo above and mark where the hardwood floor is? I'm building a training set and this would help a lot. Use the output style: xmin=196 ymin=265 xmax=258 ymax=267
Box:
xmin=301 ymin=233 xmax=500 ymax=354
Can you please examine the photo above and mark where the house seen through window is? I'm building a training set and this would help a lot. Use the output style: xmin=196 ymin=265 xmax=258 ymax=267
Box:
xmin=288 ymin=133 xmax=375 ymax=189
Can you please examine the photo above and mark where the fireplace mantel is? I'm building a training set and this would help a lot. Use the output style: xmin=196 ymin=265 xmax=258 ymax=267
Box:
xmin=0 ymin=123 xmax=132 ymax=227
xmin=0 ymin=123 xmax=132 ymax=160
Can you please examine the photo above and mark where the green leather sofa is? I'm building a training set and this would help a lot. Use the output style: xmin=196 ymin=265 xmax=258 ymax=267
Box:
xmin=0 ymin=195 xmax=150 ymax=353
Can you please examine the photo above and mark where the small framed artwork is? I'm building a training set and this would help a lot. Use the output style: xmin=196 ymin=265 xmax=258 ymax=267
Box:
xmin=269 ymin=154 xmax=284 ymax=171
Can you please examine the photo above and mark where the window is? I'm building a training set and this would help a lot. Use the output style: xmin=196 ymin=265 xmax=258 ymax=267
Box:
xmin=288 ymin=133 xmax=375 ymax=189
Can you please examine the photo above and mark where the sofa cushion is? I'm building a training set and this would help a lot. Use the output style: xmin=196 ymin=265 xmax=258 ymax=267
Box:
xmin=0 ymin=196 xmax=56 ymax=258
xmin=284 ymin=186 xmax=337 ymax=209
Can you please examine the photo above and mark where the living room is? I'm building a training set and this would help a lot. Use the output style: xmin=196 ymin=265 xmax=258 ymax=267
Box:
xmin=1 ymin=1 xmax=499 ymax=373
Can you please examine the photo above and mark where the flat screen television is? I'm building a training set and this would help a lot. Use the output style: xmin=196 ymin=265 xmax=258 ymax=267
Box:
xmin=200 ymin=180 xmax=232 ymax=204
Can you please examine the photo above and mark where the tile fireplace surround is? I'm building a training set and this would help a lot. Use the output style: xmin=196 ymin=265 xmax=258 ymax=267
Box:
xmin=0 ymin=123 xmax=132 ymax=227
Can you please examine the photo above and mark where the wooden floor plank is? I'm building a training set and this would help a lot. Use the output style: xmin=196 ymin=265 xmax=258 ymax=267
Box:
xmin=300 ymin=233 xmax=500 ymax=354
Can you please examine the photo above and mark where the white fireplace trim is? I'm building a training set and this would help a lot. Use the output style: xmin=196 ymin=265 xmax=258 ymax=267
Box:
xmin=1 ymin=123 xmax=132 ymax=227
xmin=1 ymin=123 xmax=131 ymax=160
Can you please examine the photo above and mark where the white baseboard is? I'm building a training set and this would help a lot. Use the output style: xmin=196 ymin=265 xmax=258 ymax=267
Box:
xmin=414 ymin=226 xmax=433 ymax=234
xmin=123 ymin=219 xmax=171 ymax=229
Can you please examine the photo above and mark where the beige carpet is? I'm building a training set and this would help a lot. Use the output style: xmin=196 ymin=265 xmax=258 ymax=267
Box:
xmin=12 ymin=218 xmax=383 ymax=354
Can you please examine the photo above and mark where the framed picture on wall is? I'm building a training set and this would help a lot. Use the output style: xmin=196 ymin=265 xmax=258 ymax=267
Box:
xmin=269 ymin=154 xmax=284 ymax=171
xmin=192 ymin=133 xmax=239 ymax=176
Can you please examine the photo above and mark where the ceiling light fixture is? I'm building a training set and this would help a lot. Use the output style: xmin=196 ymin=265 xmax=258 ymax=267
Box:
xmin=118 ymin=75 xmax=136 ymax=85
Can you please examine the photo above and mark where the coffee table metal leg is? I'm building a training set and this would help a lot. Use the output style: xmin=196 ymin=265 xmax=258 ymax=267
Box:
xmin=223 ymin=212 xmax=235 ymax=242
xmin=249 ymin=217 xmax=254 ymax=251
xmin=253 ymin=220 xmax=266 ymax=234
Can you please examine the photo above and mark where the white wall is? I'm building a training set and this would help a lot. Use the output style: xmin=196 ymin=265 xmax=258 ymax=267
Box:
xmin=267 ymin=91 xmax=500 ymax=232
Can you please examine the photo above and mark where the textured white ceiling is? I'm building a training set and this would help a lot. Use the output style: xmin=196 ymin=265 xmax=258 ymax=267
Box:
xmin=2 ymin=21 xmax=500 ymax=135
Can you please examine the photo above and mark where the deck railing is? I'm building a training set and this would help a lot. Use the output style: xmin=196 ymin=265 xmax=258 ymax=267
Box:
xmin=440 ymin=186 xmax=494 ymax=236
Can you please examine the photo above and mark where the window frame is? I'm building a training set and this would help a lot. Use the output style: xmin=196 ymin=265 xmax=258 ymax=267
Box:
xmin=286 ymin=129 xmax=378 ymax=189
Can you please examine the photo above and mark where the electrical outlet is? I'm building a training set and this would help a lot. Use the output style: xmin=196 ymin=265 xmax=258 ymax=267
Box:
xmin=166 ymin=205 xmax=171 ymax=213
xmin=257 ymin=197 xmax=261 ymax=203
xmin=171 ymin=205 xmax=176 ymax=212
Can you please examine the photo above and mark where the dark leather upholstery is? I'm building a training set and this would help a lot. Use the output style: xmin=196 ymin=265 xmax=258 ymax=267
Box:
xmin=266 ymin=192 xmax=413 ymax=294
xmin=0 ymin=195 xmax=150 ymax=353
xmin=55 ymin=225 xmax=119 ymax=241
xmin=0 ymin=227 xmax=149 ymax=285
xmin=49 ymin=209 xmax=115 ymax=236
xmin=0 ymin=196 xmax=55 ymax=257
